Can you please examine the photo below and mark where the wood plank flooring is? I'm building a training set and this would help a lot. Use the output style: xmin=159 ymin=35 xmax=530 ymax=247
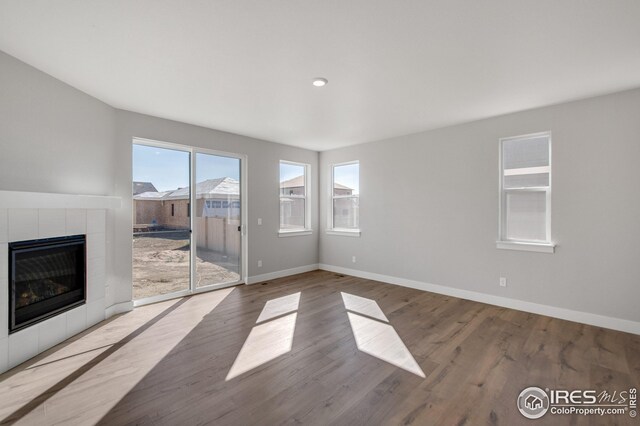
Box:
xmin=0 ymin=270 xmax=638 ymax=425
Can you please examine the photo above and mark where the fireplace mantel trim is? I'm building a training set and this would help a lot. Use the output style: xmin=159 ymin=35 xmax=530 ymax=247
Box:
xmin=0 ymin=190 xmax=121 ymax=210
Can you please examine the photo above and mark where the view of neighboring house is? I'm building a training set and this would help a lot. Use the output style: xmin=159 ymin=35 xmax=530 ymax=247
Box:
xmin=278 ymin=175 xmax=356 ymax=229
xmin=133 ymin=181 xmax=158 ymax=195
xmin=134 ymin=174 xmax=358 ymax=232
xmin=135 ymin=176 xmax=356 ymax=230
xmin=279 ymin=175 xmax=308 ymax=229
xmin=278 ymin=175 xmax=353 ymax=196
xmin=133 ymin=177 xmax=241 ymax=230
xmin=133 ymin=177 xmax=244 ymax=265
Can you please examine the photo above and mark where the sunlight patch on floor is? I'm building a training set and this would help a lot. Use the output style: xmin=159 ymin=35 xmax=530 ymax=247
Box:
xmin=0 ymin=287 xmax=235 ymax=425
xmin=342 ymin=294 xmax=425 ymax=378
xmin=226 ymin=312 xmax=298 ymax=380
xmin=256 ymin=292 xmax=301 ymax=323
xmin=341 ymin=292 xmax=388 ymax=322
xmin=226 ymin=292 xmax=301 ymax=380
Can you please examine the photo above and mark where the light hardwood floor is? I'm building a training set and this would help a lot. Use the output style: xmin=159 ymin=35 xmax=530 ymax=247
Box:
xmin=0 ymin=270 xmax=638 ymax=425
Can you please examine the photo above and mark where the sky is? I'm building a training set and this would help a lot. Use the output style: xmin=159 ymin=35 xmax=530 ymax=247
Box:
xmin=133 ymin=144 xmax=239 ymax=192
xmin=279 ymin=162 xmax=305 ymax=182
xmin=333 ymin=163 xmax=359 ymax=194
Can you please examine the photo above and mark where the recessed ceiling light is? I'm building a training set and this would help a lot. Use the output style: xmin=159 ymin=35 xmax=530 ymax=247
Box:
xmin=312 ymin=78 xmax=328 ymax=87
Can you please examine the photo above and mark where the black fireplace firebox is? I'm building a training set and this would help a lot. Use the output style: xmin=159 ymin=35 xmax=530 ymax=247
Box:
xmin=8 ymin=235 xmax=86 ymax=333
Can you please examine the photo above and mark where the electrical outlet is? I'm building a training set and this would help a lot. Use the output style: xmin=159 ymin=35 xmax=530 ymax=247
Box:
xmin=257 ymin=218 xmax=262 ymax=225
xmin=499 ymin=277 xmax=507 ymax=287
xmin=352 ymin=256 xmax=356 ymax=263
xmin=258 ymin=260 xmax=263 ymax=268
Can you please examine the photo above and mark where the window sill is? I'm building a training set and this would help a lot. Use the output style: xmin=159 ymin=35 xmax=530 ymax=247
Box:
xmin=326 ymin=229 xmax=361 ymax=237
xmin=278 ymin=229 xmax=313 ymax=237
xmin=496 ymin=241 xmax=555 ymax=253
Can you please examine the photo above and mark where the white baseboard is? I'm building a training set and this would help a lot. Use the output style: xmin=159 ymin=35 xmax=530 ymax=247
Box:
xmin=319 ymin=264 xmax=640 ymax=336
xmin=105 ymin=301 xmax=134 ymax=319
xmin=104 ymin=264 xmax=319 ymax=316
xmin=246 ymin=264 xmax=319 ymax=285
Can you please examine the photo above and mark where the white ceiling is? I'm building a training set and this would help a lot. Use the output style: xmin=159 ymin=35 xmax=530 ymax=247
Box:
xmin=1 ymin=1 xmax=639 ymax=151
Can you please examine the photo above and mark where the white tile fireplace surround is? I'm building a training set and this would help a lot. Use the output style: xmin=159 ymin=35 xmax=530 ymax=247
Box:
xmin=0 ymin=190 xmax=121 ymax=373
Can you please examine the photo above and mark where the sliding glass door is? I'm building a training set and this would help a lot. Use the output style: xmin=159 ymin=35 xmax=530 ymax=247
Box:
xmin=194 ymin=152 xmax=242 ymax=288
xmin=132 ymin=139 xmax=244 ymax=305
xmin=132 ymin=144 xmax=191 ymax=301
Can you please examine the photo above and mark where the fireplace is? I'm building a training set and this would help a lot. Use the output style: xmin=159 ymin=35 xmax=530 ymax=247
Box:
xmin=8 ymin=235 xmax=86 ymax=333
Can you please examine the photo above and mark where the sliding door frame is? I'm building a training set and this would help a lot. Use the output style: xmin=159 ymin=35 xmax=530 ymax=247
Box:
xmin=132 ymin=137 xmax=248 ymax=307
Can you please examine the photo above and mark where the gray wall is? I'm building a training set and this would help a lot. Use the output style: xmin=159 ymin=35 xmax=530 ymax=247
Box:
xmin=3 ymin=47 xmax=638 ymax=323
xmin=0 ymin=51 xmax=120 ymax=307
xmin=113 ymin=111 xmax=319 ymax=304
xmin=0 ymin=51 xmax=116 ymax=195
xmin=319 ymin=88 xmax=640 ymax=323
xmin=0 ymin=50 xmax=319 ymax=309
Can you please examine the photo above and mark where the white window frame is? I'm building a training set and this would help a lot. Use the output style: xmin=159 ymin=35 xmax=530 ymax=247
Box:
xmin=278 ymin=160 xmax=312 ymax=237
xmin=327 ymin=160 xmax=360 ymax=237
xmin=497 ymin=132 xmax=555 ymax=253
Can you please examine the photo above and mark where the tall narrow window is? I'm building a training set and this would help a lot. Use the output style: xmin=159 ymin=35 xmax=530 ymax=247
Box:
xmin=499 ymin=133 xmax=554 ymax=252
xmin=330 ymin=161 xmax=360 ymax=235
xmin=279 ymin=161 xmax=310 ymax=235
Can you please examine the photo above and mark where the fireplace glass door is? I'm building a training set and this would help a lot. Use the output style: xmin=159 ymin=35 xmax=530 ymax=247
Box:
xmin=9 ymin=235 xmax=86 ymax=333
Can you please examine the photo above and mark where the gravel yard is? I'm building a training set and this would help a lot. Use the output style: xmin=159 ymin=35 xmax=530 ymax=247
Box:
xmin=133 ymin=233 xmax=240 ymax=300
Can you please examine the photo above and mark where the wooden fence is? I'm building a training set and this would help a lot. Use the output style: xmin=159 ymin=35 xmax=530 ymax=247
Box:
xmin=195 ymin=217 xmax=241 ymax=257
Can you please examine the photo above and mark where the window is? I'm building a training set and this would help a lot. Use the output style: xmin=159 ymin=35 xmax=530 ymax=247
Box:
xmin=279 ymin=161 xmax=310 ymax=235
xmin=498 ymin=133 xmax=554 ymax=253
xmin=187 ymin=203 xmax=190 ymax=217
xmin=171 ymin=203 xmax=175 ymax=217
xmin=329 ymin=161 xmax=360 ymax=236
